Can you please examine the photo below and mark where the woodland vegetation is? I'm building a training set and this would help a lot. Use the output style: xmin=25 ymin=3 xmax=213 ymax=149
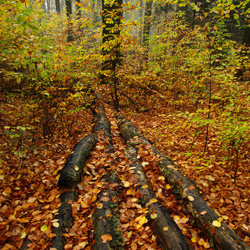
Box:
xmin=0 ymin=0 xmax=249 ymax=249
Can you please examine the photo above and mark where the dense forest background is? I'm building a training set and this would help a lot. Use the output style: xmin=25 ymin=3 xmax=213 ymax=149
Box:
xmin=0 ymin=0 xmax=250 ymax=249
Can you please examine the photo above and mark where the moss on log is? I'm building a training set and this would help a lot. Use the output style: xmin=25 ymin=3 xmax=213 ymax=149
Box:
xmin=58 ymin=134 xmax=98 ymax=188
xmin=116 ymin=114 xmax=250 ymax=250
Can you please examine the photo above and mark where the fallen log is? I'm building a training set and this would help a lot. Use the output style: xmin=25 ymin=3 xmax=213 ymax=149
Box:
xmin=58 ymin=134 xmax=98 ymax=188
xmin=126 ymin=143 xmax=191 ymax=250
xmin=92 ymin=104 xmax=124 ymax=249
xmin=116 ymin=114 xmax=250 ymax=250
xmin=93 ymin=171 xmax=124 ymax=250
xmin=51 ymin=191 xmax=77 ymax=250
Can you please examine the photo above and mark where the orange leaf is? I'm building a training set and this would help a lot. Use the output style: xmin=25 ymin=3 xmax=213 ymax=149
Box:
xmin=101 ymin=234 xmax=112 ymax=242
xmin=3 ymin=187 xmax=11 ymax=196
xmin=100 ymin=197 xmax=109 ymax=202
xmin=131 ymin=241 xmax=137 ymax=250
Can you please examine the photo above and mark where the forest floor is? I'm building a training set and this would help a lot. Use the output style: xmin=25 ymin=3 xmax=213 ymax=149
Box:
xmin=0 ymin=87 xmax=249 ymax=249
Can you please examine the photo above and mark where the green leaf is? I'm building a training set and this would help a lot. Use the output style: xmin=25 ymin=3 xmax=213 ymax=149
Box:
xmin=41 ymin=225 xmax=48 ymax=232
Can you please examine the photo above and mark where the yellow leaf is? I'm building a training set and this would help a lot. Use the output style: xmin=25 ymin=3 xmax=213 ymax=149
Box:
xmin=191 ymin=237 xmax=197 ymax=243
xmin=81 ymin=201 xmax=89 ymax=208
xmin=135 ymin=215 xmax=148 ymax=228
xmin=131 ymin=198 xmax=138 ymax=202
xmin=27 ymin=197 xmax=36 ymax=203
xmin=53 ymin=222 xmax=60 ymax=228
xmin=123 ymin=181 xmax=130 ymax=187
xmin=78 ymin=242 xmax=87 ymax=248
xmin=74 ymin=165 xmax=79 ymax=171
xmin=21 ymin=231 xmax=26 ymax=239
xmin=212 ymin=220 xmax=221 ymax=227
xmin=188 ymin=196 xmax=194 ymax=201
xmin=142 ymin=162 xmax=149 ymax=167
xmin=141 ymin=184 xmax=148 ymax=189
xmin=163 ymin=226 xmax=169 ymax=231
xmin=166 ymin=184 xmax=171 ymax=189
xmin=92 ymin=194 xmax=97 ymax=202
xmin=149 ymin=198 xmax=158 ymax=204
xmin=158 ymin=176 xmax=165 ymax=181
xmin=127 ymin=231 xmax=132 ymax=238
xmin=150 ymin=213 xmax=158 ymax=219
xmin=41 ymin=225 xmax=48 ymax=232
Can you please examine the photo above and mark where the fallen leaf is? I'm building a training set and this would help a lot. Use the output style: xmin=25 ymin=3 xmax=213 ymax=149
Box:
xmin=53 ymin=222 xmax=60 ymax=228
xmin=97 ymin=203 xmax=103 ymax=209
xmin=188 ymin=196 xmax=194 ymax=201
xmin=131 ymin=241 xmax=137 ymax=250
xmin=21 ymin=231 xmax=26 ymax=239
xmin=158 ymin=176 xmax=165 ymax=181
xmin=74 ymin=165 xmax=79 ymax=171
xmin=142 ymin=162 xmax=149 ymax=167
xmin=149 ymin=198 xmax=158 ymax=204
xmin=123 ymin=181 xmax=130 ymax=187
xmin=3 ymin=187 xmax=11 ymax=196
xmin=150 ymin=213 xmax=158 ymax=219
xmin=141 ymin=184 xmax=148 ymax=189
xmin=101 ymin=234 xmax=112 ymax=242
xmin=188 ymin=185 xmax=195 ymax=190
xmin=163 ymin=227 xmax=169 ymax=231
xmin=200 ymin=211 xmax=207 ymax=215
xmin=212 ymin=220 xmax=221 ymax=227
xmin=41 ymin=225 xmax=48 ymax=232
xmin=100 ymin=197 xmax=109 ymax=202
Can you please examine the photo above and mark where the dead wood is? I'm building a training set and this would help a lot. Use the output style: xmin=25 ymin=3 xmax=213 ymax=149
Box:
xmin=58 ymin=134 xmax=98 ymax=188
xmin=92 ymin=104 xmax=124 ymax=250
xmin=116 ymin=114 xmax=250 ymax=250
xmin=125 ymin=143 xmax=191 ymax=250
xmin=51 ymin=191 xmax=77 ymax=250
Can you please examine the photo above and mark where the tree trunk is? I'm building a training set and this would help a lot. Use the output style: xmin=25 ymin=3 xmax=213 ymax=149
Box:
xmin=92 ymin=102 xmax=124 ymax=249
xmin=142 ymin=0 xmax=153 ymax=62
xmin=51 ymin=191 xmax=77 ymax=250
xmin=100 ymin=0 xmax=123 ymax=110
xmin=55 ymin=0 xmax=60 ymax=14
xmin=125 ymin=143 xmax=191 ymax=249
xmin=58 ymin=134 xmax=98 ymax=188
xmin=116 ymin=114 xmax=250 ymax=250
xmin=66 ymin=0 xmax=73 ymax=42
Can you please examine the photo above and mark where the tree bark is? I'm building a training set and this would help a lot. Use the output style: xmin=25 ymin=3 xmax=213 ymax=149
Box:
xmin=116 ymin=114 xmax=250 ymax=250
xmin=66 ymin=0 xmax=73 ymax=42
xmin=92 ymin=103 xmax=124 ymax=249
xmin=51 ymin=191 xmax=77 ymax=250
xmin=55 ymin=0 xmax=60 ymax=14
xmin=100 ymin=0 xmax=123 ymax=109
xmin=58 ymin=134 xmax=98 ymax=188
xmin=125 ymin=143 xmax=191 ymax=250
xmin=142 ymin=0 xmax=153 ymax=62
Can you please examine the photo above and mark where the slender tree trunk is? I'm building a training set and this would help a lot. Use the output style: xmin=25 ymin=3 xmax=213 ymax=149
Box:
xmin=65 ymin=0 xmax=73 ymax=42
xmin=101 ymin=0 xmax=122 ymax=110
xmin=142 ymin=0 xmax=153 ymax=63
xmin=55 ymin=0 xmax=60 ymax=13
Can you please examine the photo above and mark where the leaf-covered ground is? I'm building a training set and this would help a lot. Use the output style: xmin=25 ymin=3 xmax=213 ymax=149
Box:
xmin=0 ymin=91 xmax=249 ymax=249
